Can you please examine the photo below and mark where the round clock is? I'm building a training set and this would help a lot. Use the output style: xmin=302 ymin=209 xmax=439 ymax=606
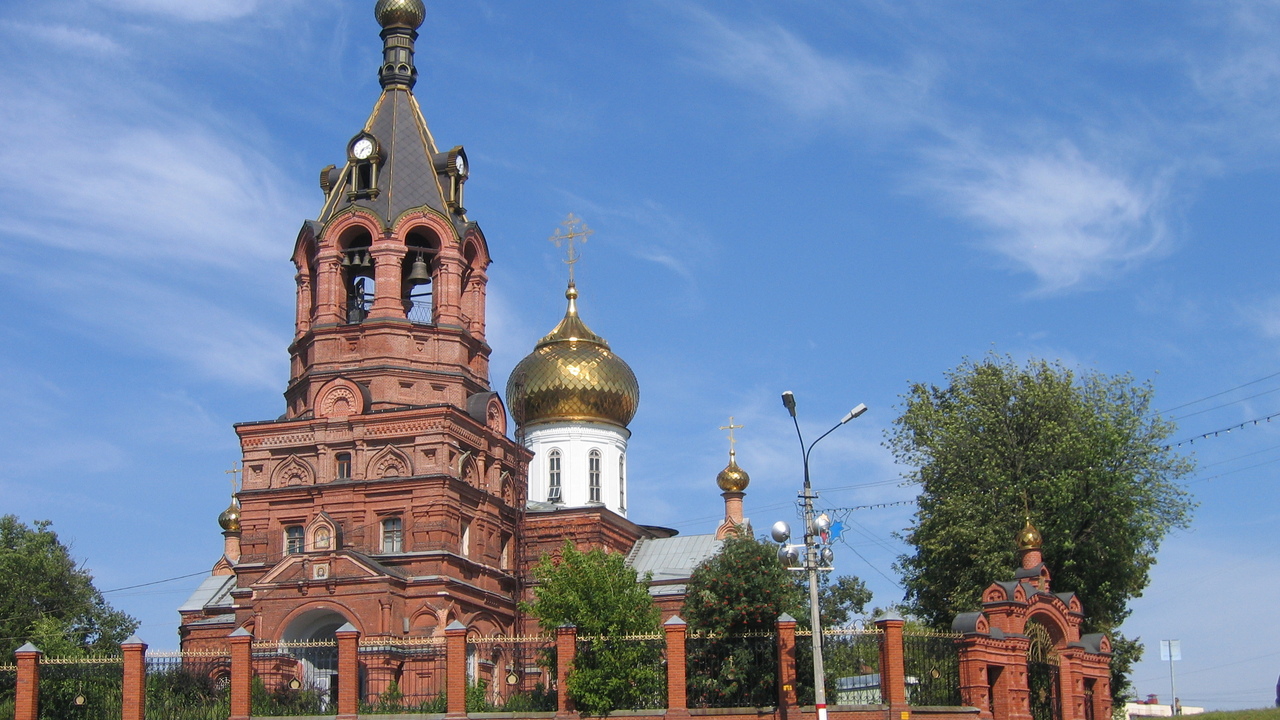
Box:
xmin=454 ymin=153 xmax=468 ymax=178
xmin=352 ymin=137 xmax=375 ymax=160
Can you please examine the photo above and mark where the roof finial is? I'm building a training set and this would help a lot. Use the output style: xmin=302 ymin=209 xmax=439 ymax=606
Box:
xmin=716 ymin=417 xmax=750 ymax=493
xmin=549 ymin=213 xmax=594 ymax=287
xmin=375 ymin=0 xmax=425 ymax=90
xmin=719 ymin=416 xmax=744 ymax=460
xmin=225 ymin=461 xmax=242 ymax=497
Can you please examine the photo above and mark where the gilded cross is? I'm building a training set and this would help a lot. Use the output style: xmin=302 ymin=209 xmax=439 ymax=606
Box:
xmin=719 ymin=417 xmax=744 ymax=454
xmin=226 ymin=461 xmax=242 ymax=495
xmin=549 ymin=213 xmax=594 ymax=283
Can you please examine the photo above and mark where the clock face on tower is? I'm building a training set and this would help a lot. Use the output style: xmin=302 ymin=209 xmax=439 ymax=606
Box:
xmin=454 ymin=153 xmax=468 ymax=178
xmin=351 ymin=136 xmax=376 ymax=160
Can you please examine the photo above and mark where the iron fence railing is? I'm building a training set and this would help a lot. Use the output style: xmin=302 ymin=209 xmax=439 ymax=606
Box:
xmin=359 ymin=636 xmax=448 ymax=714
xmin=37 ymin=657 xmax=123 ymax=720
xmin=406 ymin=297 xmax=433 ymax=324
xmin=574 ymin=634 xmax=665 ymax=711
xmin=903 ymin=632 xmax=962 ymax=707
xmin=466 ymin=636 xmax=558 ymax=712
xmin=1 ymin=664 xmax=15 ymax=720
xmin=687 ymin=631 xmax=777 ymax=709
xmin=145 ymin=651 xmax=231 ymax=720
xmin=250 ymin=639 xmax=338 ymax=716
xmin=824 ymin=628 xmax=883 ymax=706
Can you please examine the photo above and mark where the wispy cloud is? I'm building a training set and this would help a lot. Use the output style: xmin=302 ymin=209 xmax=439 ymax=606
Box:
xmin=0 ymin=21 xmax=125 ymax=56
xmin=93 ymin=0 xmax=265 ymax=22
xmin=928 ymin=141 xmax=1172 ymax=293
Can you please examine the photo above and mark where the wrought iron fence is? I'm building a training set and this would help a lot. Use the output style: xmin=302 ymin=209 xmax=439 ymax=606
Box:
xmin=251 ymin=639 xmax=338 ymax=716
xmin=687 ymin=631 xmax=777 ymax=709
xmin=824 ymin=628 xmax=883 ymax=706
xmin=902 ymin=631 xmax=961 ymax=707
xmin=466 ymin=636 xmax=557 ymax=712
xmin=1 ymin=664 xmax=15 ymax=720
xmin=37 ymin=656 xmax=123 ymax=720
xmin=359 ymin=636 xmax=448 ymax=714
xmin=406 ymin=297 xmax=433 ymax=324
xmin=145 ymin=651 xmax=231 ymax=720
xmin=573 ymin=634 xmax=665 ymax=711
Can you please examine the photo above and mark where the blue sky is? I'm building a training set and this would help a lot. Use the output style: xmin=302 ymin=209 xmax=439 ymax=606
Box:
xmin=2 ymin=0 xmax=1279 ymax=710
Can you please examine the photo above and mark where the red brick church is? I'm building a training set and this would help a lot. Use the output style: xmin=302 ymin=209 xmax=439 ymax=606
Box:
xmin=177 ymin=0 xmax=745 ymax=652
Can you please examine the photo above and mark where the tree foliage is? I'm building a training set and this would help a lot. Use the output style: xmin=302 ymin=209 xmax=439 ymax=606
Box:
xmin=521 ymin=541 xmax=663 ymax=715
xmin=0 ymin=515 xmax=138 ymax=658
xmin=888 ymin=355 xmax=1195 ymax=701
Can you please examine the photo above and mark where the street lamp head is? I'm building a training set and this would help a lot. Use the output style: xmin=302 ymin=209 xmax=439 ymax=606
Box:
xmin=840 ymin=403 xmax=868 ymax=424
xmin=781 ymin=391 xmax=797 ymax=418
xmin=778 ymin=544 xmax=800 ymax=566
xmin=820 ymin=546 xmax=835 ymax=566
xmin=770 ymin=521 xmax=791 ymax=544
xmin=811 ymin=513 xmax=832 ymax=535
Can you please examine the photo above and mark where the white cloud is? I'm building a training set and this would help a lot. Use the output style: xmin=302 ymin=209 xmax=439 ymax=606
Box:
xmin=928 ymin=142 xmax=1171 ymax=293
xmin=93 ymin=0 xmax=263 ymax=22
xmin=0 ymin=21 xmax=125 ymax=55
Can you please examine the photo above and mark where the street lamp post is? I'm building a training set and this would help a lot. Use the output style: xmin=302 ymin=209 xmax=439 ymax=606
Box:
xmin=772 ymin=392 xmax=867 ymax=720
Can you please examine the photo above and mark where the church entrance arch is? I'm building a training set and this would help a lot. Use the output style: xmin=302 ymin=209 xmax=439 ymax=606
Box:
xmin=280 ymin=608 xmax=348 ymax=710
xmin=1026 ymin=619 xmax=1061 ymax=720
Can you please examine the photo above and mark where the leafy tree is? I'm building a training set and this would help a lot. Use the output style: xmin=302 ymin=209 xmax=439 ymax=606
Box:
xmin=887 ymin=355 xmax=1195 ymax=704
xmin=521 ymin=541 xmax=664 ymax=715
xmin=818 ymin=575 xmax=872 ymax=628
xmin=0 ymin=515 xmax=138 ymax=658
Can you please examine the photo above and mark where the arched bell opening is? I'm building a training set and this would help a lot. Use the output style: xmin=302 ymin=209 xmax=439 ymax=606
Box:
xmin=403 ymin=229 xmax=439 ymax=324
xmin=341 ymin=228 xmax=375 ymax=324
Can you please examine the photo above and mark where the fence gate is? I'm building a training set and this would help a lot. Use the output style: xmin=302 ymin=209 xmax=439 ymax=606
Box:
xmin=1026 ymin=622 xmax=1061 ymax=720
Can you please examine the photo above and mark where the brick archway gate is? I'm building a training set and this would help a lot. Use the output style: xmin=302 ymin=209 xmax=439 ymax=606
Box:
xmin=1026 ymin=620 xmax=1060 ymax=720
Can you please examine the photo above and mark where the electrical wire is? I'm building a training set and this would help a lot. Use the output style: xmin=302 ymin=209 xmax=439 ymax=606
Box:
xmin=1155 ymin=370 xmax=1280 ymax=414
xmin=1169 ymin=385 xmax=1280 ymax=421
xmin=1166 ymin=409 xmax=1280 ymax=447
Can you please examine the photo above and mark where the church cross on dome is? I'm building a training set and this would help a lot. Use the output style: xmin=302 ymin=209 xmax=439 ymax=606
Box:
xmin=719 ymin=417 xmax=744 ymax=455
xmin=225 ymin=461 xmax=242 ymax=495
xmin=549 ymin=213 xmax=594 ymax=284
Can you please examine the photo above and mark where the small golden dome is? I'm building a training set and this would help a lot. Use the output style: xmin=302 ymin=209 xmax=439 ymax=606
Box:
xmin=218 ymin=501 xmax=241 ymax=532
xmin=375 ymin=0 xmax=426 ymax=30
xmin=1016 ymin=519 xmax=1042 ymax=551
xmin=716 ymin=451 xmax=750 ymax=492
xmin=506 ymin=283 xmax=639 ymax=429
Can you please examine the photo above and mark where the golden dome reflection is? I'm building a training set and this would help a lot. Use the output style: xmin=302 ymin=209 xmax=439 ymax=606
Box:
xmin=717 ymin=451 xmax=750 ymax=492
xmin=375 ymin=0 xmax=426 ymax=30
xmin=218 ymin=501 xmax=241 ymax=532
xmin=506 ymin=283 xmax=639 ymax=429
xmin=1016 ymin=519 xmax=1042 ymax=551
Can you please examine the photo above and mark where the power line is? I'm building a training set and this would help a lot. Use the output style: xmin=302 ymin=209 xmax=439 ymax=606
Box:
xmin=1169 ymin=385 xmax=1280 ymax=421
xmin=100 ymin=570 xmax=211 ymax=594
xmin=1166 ymin=410 xmax=1280 ymax=447
xmin=1156 ymin=370 xmax=1280 ymax=414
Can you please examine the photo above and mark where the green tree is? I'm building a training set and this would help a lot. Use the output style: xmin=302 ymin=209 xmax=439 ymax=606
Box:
xmin=521 ymin=541 xmax=664 ymax=715
xmin=0 ymin=515 xmax=138 ymax=658
xmin=887 ymin=355 xmax=1195 ymax=704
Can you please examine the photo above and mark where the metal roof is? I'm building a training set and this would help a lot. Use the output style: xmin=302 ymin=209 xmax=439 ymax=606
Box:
xmin=178 ymin=574 xmax=236 ymax=613
xmin=626 ymin=534 xmax=722 ymax=582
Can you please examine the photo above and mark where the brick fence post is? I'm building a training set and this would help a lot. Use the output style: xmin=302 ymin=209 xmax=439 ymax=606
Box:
xmin=777 ymin=614 xmax=799 ymax=718
xmin=13 ymin=642 xmax=41 ymax=720
xmin=664 ymin=616 xmax=689 ymax=718
xmin=877 ymin=614 xmax=909 ymax=719
xmin=228 ymin=627 xmax=253 ymax=720
xmin=336 ymin=623 xmax=360 ymax=720
xmin=121 ymin=635 xmax=147 ymax=720
xmin=555 ymin=624 xmax=577 ymax=719
xmin=446 ymin=621 xmax=468 ymax=719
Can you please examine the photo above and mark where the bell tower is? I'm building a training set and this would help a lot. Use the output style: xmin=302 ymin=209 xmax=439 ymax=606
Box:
xmin=180 ymin=0 xmax=532 ymax=649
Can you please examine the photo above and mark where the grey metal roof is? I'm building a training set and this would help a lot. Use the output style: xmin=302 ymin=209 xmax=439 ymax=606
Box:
xmin=184 ymin=613 xmax=236 ymax=627
xmin=626 ymin=534 xmax=722 ymax=583
xmin=178 ymin=574 xmax=236 ymax=612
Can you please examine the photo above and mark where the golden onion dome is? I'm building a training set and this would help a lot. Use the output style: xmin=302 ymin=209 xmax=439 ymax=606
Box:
xmin=506 ymin=283 xmax=639 ymax=429
xmin=375 ymin=0 xmax=426 ymax=30
xmin=716 ymin=450 xmax=750 ymax=492
xmin=218 ymin=501 xmax=242 ymax=532
xmin=1016 ymin=519 xmax=1042 ymax=551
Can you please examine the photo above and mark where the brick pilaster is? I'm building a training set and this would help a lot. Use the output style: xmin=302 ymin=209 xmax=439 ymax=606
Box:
xmin=122 ymin=635 xmax=147 ymax=720
xmin=445 ymin=621 xmax=468 ymax=718
xmin=664 ymin=616 xmax=689 ymax=718
xmin=876 ymin=615 xmax=908 ymax=717
xmin=776 ymin=614 xmax=799 ymax=718
xmin=13 ymin=643 xmax=41 ymax=720
xmin=554 ymin=624 xmax=577 ymax=718
xmin=228 ymin=627 xmax=253 ymax=720
xmin=335 ymin=623 xmax=360 ymax=720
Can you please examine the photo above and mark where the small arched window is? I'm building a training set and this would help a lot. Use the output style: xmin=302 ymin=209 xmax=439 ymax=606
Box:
xmin=588 ymin=450 xmax=602 ymax=503
xmin=285 ymin=526 xmax=304 ymax=554
xmin=548 ymin=450 xmax=562 ymax=503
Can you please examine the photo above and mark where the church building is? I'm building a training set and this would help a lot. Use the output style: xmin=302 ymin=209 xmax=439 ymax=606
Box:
xmin=178 ymin=0 xmax=749 ymax=650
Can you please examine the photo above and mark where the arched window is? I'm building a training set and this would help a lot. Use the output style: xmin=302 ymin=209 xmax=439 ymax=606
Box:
xmin=619 ymin=453 xmax=626 ymax=511
xmin=342 ymin=230 xmax=374 ymax=324
xmin=548 ymin=450 xmax=562 ymax=503
xmin=589 ymin=450 xmax=601 ymax=503
xmin=381 ymin=517 xmax=403 ymax=553
xmin=285 ymin=526 xmax=304 ymax=554
xmin=336 ymin=452 xmax=351 ymax=480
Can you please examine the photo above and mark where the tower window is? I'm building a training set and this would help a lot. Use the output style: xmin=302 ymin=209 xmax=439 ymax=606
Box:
xmin=589 ymin=450 xmax=601 ymax=503
xmin=285 ymin=525 xmax=304 ymax=554
xmin=548 ymin=450 xmax=562 ymax=503
xmin=619 ymin=454 xmax=626 ymax=512
xmin=461 ymin=519 xmax=472 ymax=557
xmin=381 ymin=517 xmax=403 ymax=553
xmin=336 ymin=452 xmax=351 ymax=480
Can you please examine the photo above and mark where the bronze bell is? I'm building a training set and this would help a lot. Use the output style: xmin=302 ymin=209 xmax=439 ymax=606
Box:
xmin=341 ymin=252 xmax=352 ymax=266
xmin=406 ymin=254 xmax=431 ymax=286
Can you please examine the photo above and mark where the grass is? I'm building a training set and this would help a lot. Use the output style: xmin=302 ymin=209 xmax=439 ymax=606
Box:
xmin=1193 ymin=709 xmax=1280 ymax=720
